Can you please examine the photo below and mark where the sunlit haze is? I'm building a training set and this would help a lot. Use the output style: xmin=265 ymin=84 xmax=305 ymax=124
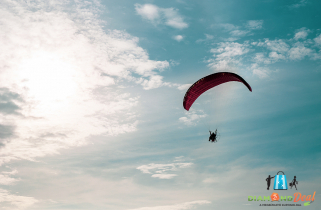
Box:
xmin=0 ymin=0 xmax=320 ymax=209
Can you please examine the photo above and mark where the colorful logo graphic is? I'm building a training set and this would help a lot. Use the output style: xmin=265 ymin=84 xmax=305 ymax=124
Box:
xmin=266 ymin=171 xmax=298 ymax=191
xmin=271 ymin=193 xmax=280 ymax=201
xmin=274 ymin=171 xmax=288 ymax=190
xmin=304 ymin=202 xmax=311 ymax=206
xmin=249 ymin=172 xmax=316 ymax=207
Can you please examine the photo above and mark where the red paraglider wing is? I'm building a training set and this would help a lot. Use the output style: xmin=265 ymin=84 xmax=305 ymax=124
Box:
xmin=183 ymin=72 xmax=252 ymax=111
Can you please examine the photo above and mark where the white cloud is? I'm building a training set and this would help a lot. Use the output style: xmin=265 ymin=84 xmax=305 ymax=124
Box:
xmin=196 ymin=34 xmax=214 ymax=43
xmin=210 ymin=42 xmax=250 ymax=59
xmin=294 ymin=28 xmax=310 ymax=40
xmin=173 ymin=35 xmax=184 ymax=42
xmin=288 ymin=42 xmax=312 ymax=60
xmin=208 ymin=42 xmax=250 ymax=71
xmin=219 ymin=23 xmax=238 ymax=31
xmin=207 ymin=28 xmax=319 ymax=78
xmin=137 ymin=75 xmax=165 ymax=90
xmin=263 ymin=39 xmax=290 ymax=53
xmin=128 ymin=200 xmax=211 ymax=210
xmin=223 ymin=37 xmax=240 ymax=42
xmin=137 ymin=158 xmax=193 ymax=179
xmin=0 ymin=168 xmax=19 ymax=185
xmin=202 ymin=177 xmax=220 ymax=184
xmin=177 ymin=84 xmax=191 ymax=90
xmin=246 ymin=20 xmax=263 ymax=30
xmin=208 ymin=59 xmax=234 ymax=71
xmin=207 ymin=27 xmax=320 ymax=79
xmin=205 ymin=34 xmax=213 ymax=40
xmin=0 ymin=0 xmax=170 ymax=166
xmin=253 ymin=53 xmax=270 ymax=64
xmin=219 ymin=21 xmax=263 ymax=38
xmin=0 ymin=189 xmax=38 ymax=209
xmin=135 ymin=4 xmax=160 ymax=21
xmin=251 ymin=64 xmax=269 ymax=78
xmin=179 ymin=110 xmax=206 ymax=126
xmin=135 ymin=4 xmax=188 ymax=29
xmin=174 ymin=156 xmax=185 ymax=162
xmin=230 ymin=29 xmax=249 ymax=37
xmin=0 ymin=175 xmax=18 ymax=185
xmin=162 ymin=8 xmax=188 ymax=29
xmin=219 ymin=24 xmax=248 ymax=37
xmin=250 ymin=31 xmax=321 ymax=77
xmin=254 ymin=33 xmax=321 ymax=62
xmin=151 ymin=174 xmax=177 ymax=179
xmin=314 ymin=34 xmax=321 ymax=45
xmin=311 ymin=52 xmax=321 ymax=60
xmin=170 ymin=59 xmax=180 ymax=66
xmin=289 ymin=0 xmax=307 ymax=9
xmin=254 ymin=52 xmax=285 ymax=65
xmin=252 ymin=68 xmax=269 ymax=78
xmin=269 ymin=51 xmax=286 ymax=61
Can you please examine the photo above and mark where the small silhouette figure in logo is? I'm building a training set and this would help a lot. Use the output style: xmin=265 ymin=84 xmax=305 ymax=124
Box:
xmin=289 ymin=176 xmax=298 ymax=190
xmin=266 ymin=175 xmax=275 ymax=190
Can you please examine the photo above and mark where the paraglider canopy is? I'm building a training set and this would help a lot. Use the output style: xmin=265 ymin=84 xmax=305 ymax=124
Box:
xmin=183 ymin=72 xmax=252 ymax=111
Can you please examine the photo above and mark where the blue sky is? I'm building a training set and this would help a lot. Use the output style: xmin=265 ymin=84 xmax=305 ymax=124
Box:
xmin=0 ymin=0 xmax=321 ymax=209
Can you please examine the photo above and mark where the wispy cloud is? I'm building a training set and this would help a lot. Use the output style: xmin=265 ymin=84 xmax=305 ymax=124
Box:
xmin=269 ymin=51 xmax=286 ymax=61
xmin=218 ymin=20 xmax=263 ymax=39
xmin=0 ymin=169 xmax=19 ymax=185
xmin=288 ymin=42 xmax=313 ymax=60
xmin=219 ymin=23 xmax=238 ymax=31
xmin=289 ymin=0 xmax=308 ymax=9
xmin=179 ymin=109 xmax=206 ymax=126
xmin=136 ymin=75 xmax=166 ymax=89
xmin=254 ymin=37 xmax=316 ymax=62
xmin=251 ymin=64 xmax=270 ymax=78
xmin=294 ymin=28 xmax=310 ymax=40
xmin=0 ymin=189 xmax=38 ymax=209
xmin=208 ymin=42 xmax=250 ymax=71
xmin=260 ymin=39 xmax=290 ymax=53
xmin=314 ymin=34 xmax=321 ymax=45
xmin=134 ymin=4 xmax=160 ymax=21
xmin=162 ymin=8 xmax=188 ymax=29
xmin=128 ymin=200 xmax=211 ymax=210
xmin=137 ymin=157 xmax=193 ymax=179
xmin=219 ymin=23 xmax=248 ymax=38
xmin=211 ymin=42 xmax=250 ymax=58
xmin=135 ymin=4 xmax=188 ymax=29
xmin=250 ymin=36 xmax=319 ymax=76
xmin=229 ymin=29 xmax=249 ymax=37
xmin=173 ymin=35 xmax=184 ymax=42
xmin=207 ymin=27 xmax=321 ymax=78
xmin=253 ymin=51 xmax=286 ymax=65
xmin=177 ymin=84 xmax=191 ymax=90
xmin=196 ymin=34 xmax=214 ymax=43
xmin=173 ymin=156 xmax=184 ymax=162
xmin=246 ymin=20 xmax=263 ymax=30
